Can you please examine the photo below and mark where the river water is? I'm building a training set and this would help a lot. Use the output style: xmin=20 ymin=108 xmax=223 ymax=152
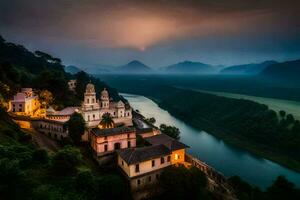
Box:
xmin=122 ymin=93 xmax=300 ymax=189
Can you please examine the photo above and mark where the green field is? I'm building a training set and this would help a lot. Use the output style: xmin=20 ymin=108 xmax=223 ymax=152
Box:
xmin=185 ymin=88 xmax=300 ymax=120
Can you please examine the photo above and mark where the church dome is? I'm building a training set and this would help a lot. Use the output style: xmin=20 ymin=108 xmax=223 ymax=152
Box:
xmin=86 ymin=83 xmax=95 ymax=93
xmin=101 ymin=88 xmax=109 ymax=97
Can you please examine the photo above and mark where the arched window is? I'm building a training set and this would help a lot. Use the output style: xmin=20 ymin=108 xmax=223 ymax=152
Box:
xmin=87 ymin=98 xmax=90 ymax=104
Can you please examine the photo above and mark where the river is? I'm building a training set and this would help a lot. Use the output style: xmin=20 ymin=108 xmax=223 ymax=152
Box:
xmin=121 ymin=93 xmax=300 ymax=189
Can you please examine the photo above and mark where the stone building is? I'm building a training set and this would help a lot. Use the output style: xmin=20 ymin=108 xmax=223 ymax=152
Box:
xmin=89 ymin=126 xmax=136 ymax=156
xmin=32 ymin=119 xmax=68 ymax=140
xmin=117 ymin=133 xmax=189 ymax=191
xmin=10 ymin=88 xmax=40 ymax=116
xmin=46 ymin=106 xmax=78 ymax=121
xmin=81 ymin=83 xmax=133 ymax=128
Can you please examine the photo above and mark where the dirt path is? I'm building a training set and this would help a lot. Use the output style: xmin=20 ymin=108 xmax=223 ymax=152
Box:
xmin=22 ymin=128 xmax=61 ymax=152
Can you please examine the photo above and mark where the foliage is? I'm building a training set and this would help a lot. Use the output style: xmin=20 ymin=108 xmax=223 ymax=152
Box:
xmin=51 ymin=146 xmax=82 ymax=176
xmin=145 ymin=117 xmax=156 ymax=124
xmin=67 ymin=112 xmax=86 ymax=144
xmin=0 ymin=158 xmax=32 ymax=199
xmin=229 ymin=175 xmax=300 ymax=200
xmin=99 ymin=112 xmax=115 ymax=129
xmin=157 ymin=165 xmax=209 ymax=200
xmin=32 ymin=148 xmax=49 ymax=164
xmin=38 ymin=89 xmax=54 ymax=108
xmin=160 ymin=124 xmax=180 ymax=140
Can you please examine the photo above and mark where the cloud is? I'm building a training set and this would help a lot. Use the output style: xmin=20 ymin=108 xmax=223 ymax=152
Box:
xmin=1 ymin=0 xmax=299 ymax=50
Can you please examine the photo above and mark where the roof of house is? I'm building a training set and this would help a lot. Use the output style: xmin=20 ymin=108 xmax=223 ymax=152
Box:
xmin=117 ymin=144 xmax=170 ymax=165
xmin=91 ymin=126 xmax=135 ymax=136
xmin=144 ymin=134 xmax=189 ymax=151
xmin=46 ymin=107 xmax=78 ymax=116
xmin=136 ymin=127 xmax=155 ymax=134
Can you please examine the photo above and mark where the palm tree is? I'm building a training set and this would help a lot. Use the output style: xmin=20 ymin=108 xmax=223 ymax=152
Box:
xmin=99 ymin=113 xmax=114 ymax=129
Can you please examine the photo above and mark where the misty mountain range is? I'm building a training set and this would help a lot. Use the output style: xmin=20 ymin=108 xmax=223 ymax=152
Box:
xmin=66 ymin=59 xmax=300 ymax=81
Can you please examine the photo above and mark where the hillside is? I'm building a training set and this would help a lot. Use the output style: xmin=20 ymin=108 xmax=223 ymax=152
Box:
xmin=115 ymin=60 xmax=152 ymax=74
xmin=220 ymin=61 xmax=277 ymax=75
xmin=261 ymin=59 xmax=300 ymax=81
xmin=65 ymin=65 xmax=82 ymax=74
xmin=162 ymin=61 xmax=214 ymax=74
xmin=0 ymin=35 xmax=122 ymax=108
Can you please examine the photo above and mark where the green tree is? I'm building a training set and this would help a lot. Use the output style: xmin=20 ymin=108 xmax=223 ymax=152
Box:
xmin=158 ymin=165 xmax=208 ymax=200
xmin=97 ymin=175 xmax=128 ymax=200
xmin=75 ymin=170 xmax=97 ymax=199
xmin=99 ymin=113 xmax=114 ymax=129
xmin=286 ymin=114 xmax=295 ymax=124
xmin=51 ymin=146 xmax=82 ymax=176
xmin=0 ymin=158 xmax=32 ymax=199
xmin=279 ymin=110 xmax=286 ymax=118
xmin=145 ymin=117 xmax=156 ymax=124
xmin=67 ymin=112 xmax=85 ymax=144
xmin=160 ymin=124 xmax=180 ymax=140
xmin=38 ymin=89 xmax=53 ymax=108
xmin=266 ymin=176 xmax=300 ymax=200
xmin=32 ymin=149 xmax=49 ymax=164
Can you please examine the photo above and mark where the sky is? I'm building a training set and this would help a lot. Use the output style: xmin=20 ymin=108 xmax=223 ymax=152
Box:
xmin=0 ymin=0 xmax=300 ymax=68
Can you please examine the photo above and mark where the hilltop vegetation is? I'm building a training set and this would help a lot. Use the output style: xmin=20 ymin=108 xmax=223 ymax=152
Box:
xmin=0 ymin=35 xmax=122 ymax=109
xmin=0 ymin=108 xmax=131 ymax=200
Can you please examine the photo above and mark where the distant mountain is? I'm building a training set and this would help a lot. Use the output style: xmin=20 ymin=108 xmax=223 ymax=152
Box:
xmin=220 ymin=61 xmax=277 ymax=75
xmin=260 ymin=59 xmax=300 ymax=80
xmin=84 ymin=64 xmax=112 ymax=74
xmin=65 ymin=65 xmax=82 ymax=74
xmin=115 ymin=60 xmax=152 ymax=74
xmin=161 ymin=61 xmax=215 ymax=74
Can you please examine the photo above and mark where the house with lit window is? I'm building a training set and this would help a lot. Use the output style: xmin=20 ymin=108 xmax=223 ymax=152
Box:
xmin=89 ymin=126 xmax=136 ymax=157
xmin=117 ymin=133 xmax=189 ymax=191
xmin=10 ymin=88 xmax=40 ymax=116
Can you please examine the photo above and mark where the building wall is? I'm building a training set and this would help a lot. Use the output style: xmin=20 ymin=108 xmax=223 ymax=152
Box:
xmin=171 ymin=149 xmax=186 ymax=164
xmin=118 ymin=156 xmax=131 ymax=176
xmin=130 ymin=170 xmax=163 ymax=191
xmin=118 ymin=155 xmax=169 ymax=191
xmin=121 ymin=155 xmax=172 ymax=178
xmin=32 ymin=120 xmax=68 ymax=140
xmin=11 ymin=96 xmax=39 ymax=116
xmin=91 ymin=132 xmax=136 ymax=155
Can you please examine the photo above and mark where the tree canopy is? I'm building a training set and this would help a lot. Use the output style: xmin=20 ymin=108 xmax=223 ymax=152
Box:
xmin=66 ymin=112 xmax=85 ymax=144
xmin=160 ymin=124 xmax=180 ymax=140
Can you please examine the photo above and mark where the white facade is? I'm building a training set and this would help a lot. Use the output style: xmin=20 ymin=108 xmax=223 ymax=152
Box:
xmin=10 ymin=88 xmax=40 ymax=116
xmin=81 ymin=83 xmax=133 ymax=128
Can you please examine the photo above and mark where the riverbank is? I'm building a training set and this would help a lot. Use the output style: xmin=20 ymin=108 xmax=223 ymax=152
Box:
xmin=176 ymin=87 xmax=300 ymax=120
xmin=155 ymin=100 xmax=300 ymax=172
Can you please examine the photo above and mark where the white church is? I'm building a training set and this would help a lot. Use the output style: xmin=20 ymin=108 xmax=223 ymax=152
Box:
xmin=81 ymin=83 xmax=133 ymax=128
